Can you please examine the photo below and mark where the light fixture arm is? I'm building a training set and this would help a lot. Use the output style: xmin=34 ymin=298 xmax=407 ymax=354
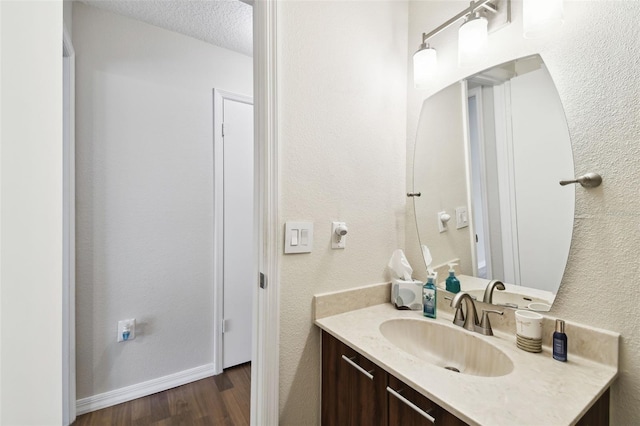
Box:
xmin=421 ymin=0 xmax=498 ymax=44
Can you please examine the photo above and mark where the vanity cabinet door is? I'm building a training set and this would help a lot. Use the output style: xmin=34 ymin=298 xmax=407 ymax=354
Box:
xmin=322 ymin=331 xmax=388 ymax=426
xmin=387 ymin=375 xmax=467 ymax=426
xmin=576 ymin=388 xmax=610 ymax=426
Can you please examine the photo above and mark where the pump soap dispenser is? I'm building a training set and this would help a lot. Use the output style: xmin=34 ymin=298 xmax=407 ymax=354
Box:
xmin=423 ymin=274 xmax=437 ymax=319
xmin=445 ymin=263 xmax=461 ymax=294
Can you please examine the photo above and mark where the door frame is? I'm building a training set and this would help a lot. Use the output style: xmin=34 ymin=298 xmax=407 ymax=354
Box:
xmin=212 ymin=89 xmax=254 ymax=375
xmin=467 ymin=86 xmax=493 ymax=279
xmin=60 ymin=1 xmax=281 ymax=422
xmin=251 ymin=0 xmax=280 ymax=424
xmin=493 ymin=82 xmax=521 ymax=284
xmin=62 ymin=24 xmax=76 ymax=426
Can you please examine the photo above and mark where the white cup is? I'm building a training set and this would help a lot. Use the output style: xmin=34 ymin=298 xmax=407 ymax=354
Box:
xmin=515 ymin=310 xmax=543 ymax=339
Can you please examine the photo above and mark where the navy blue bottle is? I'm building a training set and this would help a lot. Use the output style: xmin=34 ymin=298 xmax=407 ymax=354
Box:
xmin=553 ymin=319 xmax=568 ymax=362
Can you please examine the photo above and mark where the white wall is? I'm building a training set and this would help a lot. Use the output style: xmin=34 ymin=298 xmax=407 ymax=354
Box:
xmin=0 ymin=1 xmax=63 ymax=423
xmin=411 ymin=83 xmax=472 ymax=279
xmin=277 ymin=1 xmax=408 ymax=423
xmin=73 ymin=3 xmax=252 ymax=400
xmin=407 ymin=1 xmax=640 ymax=423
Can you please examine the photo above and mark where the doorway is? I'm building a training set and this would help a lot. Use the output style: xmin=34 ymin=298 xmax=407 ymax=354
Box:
xmin=467 ymin=87 xmax=491 ymax=279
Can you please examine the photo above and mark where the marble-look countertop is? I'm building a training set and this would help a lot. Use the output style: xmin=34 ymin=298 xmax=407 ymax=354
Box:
xmin=316 ymin=303 xmax=618 ymax=426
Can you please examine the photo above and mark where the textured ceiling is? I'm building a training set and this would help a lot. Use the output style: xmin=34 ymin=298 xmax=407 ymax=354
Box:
xmin=81 ymin=0 xmax=253 ymax=56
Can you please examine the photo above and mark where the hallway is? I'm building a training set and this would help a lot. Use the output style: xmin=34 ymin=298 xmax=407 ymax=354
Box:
xmin=74 ymin=363 xmax=251 ymax=425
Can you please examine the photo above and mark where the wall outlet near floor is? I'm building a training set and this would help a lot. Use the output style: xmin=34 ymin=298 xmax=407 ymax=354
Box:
xmin=117 ymin=318 xmax=136 ymax=342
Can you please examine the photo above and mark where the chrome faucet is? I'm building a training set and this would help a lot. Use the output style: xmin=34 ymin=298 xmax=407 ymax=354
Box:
xmin=450 ymin=291 xmax=503 ymax=336
xmin=483 ymin=280 xmax=505 ymax=304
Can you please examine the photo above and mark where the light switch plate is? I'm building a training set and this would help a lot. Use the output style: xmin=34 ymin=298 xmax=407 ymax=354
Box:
xmin=456 ymin=206 xmax=469 ymax=229
xmin=284 ymin=222 xmax=314 ymax=254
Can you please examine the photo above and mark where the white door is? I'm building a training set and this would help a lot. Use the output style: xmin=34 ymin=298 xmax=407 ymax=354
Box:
xmin=467 ymin=89 xmax=490 ymax=279
xmin=508 ymin=67 xmax=574 ymax=292
xmin=220 ymin=95 xmax=254 ymax=369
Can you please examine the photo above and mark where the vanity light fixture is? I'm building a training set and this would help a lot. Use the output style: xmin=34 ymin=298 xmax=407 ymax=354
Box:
xmin=413 ymin=42 xmax=437 ymax=88
xmin=523 ymin=0 xmax=564 ymax=39
xmin=458 ymin=11 xmax=489 ymax=67
xmin=413 ymin=0 xmax=510 ymax=86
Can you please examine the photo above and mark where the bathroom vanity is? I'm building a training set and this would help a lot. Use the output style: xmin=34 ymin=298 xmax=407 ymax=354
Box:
xmin=315 ymin=287 xmax=619 ymax=426
xmin=322 ymin=330 xmax=466 ymax=425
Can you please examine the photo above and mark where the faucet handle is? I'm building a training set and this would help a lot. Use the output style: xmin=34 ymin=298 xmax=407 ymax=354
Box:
xmin=476 ymin=309 xmax=503 ymax=336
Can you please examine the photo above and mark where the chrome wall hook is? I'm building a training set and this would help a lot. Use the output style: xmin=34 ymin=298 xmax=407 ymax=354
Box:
xmin=559 ymin=172 xmax=602 ymax=188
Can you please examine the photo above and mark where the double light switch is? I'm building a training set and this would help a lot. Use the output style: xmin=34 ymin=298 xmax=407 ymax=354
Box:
xmin=285 ymin=222 xmax=314 ymax=254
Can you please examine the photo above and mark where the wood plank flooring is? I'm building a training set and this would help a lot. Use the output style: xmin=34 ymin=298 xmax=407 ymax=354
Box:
xmin=74 ymin=363 xmax=251 ymax=426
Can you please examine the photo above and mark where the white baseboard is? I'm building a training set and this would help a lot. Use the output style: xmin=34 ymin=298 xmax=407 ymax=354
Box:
xmin=76 ymin=363 xmax=217 ymax=415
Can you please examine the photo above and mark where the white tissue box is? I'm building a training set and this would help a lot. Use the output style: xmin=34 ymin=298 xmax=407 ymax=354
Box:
xmin=391 ymin=278 xmax=423 ymax=310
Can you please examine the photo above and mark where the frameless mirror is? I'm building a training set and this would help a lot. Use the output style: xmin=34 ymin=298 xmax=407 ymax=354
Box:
xmin=412 ymin=55 xmax=574 ymax=310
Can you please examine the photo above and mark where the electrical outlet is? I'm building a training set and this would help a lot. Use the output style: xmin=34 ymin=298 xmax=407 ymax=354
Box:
xmin=331 ymin=222 xmax=347 ymax=249
xmin=117 ymin=318 xmax=136 ymax=342
xmin=437 ymin=211 xmax=450 ymax=233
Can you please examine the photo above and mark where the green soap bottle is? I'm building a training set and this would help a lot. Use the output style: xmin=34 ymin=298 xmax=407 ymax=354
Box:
xmin=423 ymin=275 xmax=437 ymax=318
xmin=445 ymin=263 xmax=461 ymax=294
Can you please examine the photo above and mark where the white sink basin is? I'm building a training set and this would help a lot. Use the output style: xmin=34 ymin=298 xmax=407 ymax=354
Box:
xmin=379 ymin=318 xmax=514 ymax=377
xmin=466 ymin=289 xmax=551 ymax=309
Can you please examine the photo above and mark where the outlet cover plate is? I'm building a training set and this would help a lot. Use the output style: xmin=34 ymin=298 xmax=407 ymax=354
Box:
xmin=331 ymin=222 xmax=346 ymax=249
xmin=117 ymin=318 xmax=136 ymax=342
xmin=437 ymin=211 xmax=449 ymax=233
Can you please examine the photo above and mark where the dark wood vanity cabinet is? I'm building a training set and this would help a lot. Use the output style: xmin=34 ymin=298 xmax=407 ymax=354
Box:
xmin=322 ymin=331 xmax=465 ymax=426
xmin=322 ymin=331 xmax=610 ymax=426
xmin=576 ymin=388 xmax=610 ymax=426
xmin=387 ymin=375 xmax=466 ymax=426
xmin=321 ymin=331 xmax=387 ymax=425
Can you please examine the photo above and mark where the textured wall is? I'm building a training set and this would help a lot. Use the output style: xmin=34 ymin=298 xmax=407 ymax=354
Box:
xmin=406 ymin=1 xmax=640 ymax=423
xmin=277 ymin=1 xmax=408 ymax=424
xmin=0 ymin=1 xmax=63 ymax=423
xmin=74 ymin=3 xmax=252 ymax=399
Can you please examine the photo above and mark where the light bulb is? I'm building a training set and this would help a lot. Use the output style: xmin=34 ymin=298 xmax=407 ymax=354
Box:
xmin=523 ymin=0 xmax=564 ymax=39
xmin=458 ymin=13 xmax=488 ymax=67
xmin=413 ymin=43 xmax=437 ymax=88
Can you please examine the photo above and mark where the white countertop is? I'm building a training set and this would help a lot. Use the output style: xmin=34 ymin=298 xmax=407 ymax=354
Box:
xmin=316 ymin=303 xmax=618 ymax=426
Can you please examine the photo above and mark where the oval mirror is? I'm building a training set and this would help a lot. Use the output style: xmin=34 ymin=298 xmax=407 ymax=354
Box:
xmin=412 ymin=54 xmax=574 ymax=311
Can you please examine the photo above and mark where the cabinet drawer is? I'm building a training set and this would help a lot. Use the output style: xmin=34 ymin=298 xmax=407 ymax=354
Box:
xmin=387 ymin=375 xmax=467 ymax=426
xmin=322 ymin=331 xmax=387 ymax=426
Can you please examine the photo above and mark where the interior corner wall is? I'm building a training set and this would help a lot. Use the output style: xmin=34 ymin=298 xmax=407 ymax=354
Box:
xmin=0 ymin=1 xmax=63 ymax=423
xmin=411 ymin=82 xmax=472 ymax=280
xmin=63 ymin=0 xmax=72 ymax=36
xmin=277 ymin=1 xmax=408 ymax=424
xmin=73 ymin=3 xmax=252 ymax=401
xmin=406 ymin=1 xmax=640 ymax=423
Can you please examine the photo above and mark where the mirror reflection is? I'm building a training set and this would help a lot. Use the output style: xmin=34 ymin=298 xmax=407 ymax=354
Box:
xmin=412 ymin=55 xmax=574 ymax=310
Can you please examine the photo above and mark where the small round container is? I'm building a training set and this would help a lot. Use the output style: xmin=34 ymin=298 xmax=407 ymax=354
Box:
xmin=515 ymin=310 xmax=543 ymax=339
xmin=527 ymin=302 xmax=551 ymax=312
